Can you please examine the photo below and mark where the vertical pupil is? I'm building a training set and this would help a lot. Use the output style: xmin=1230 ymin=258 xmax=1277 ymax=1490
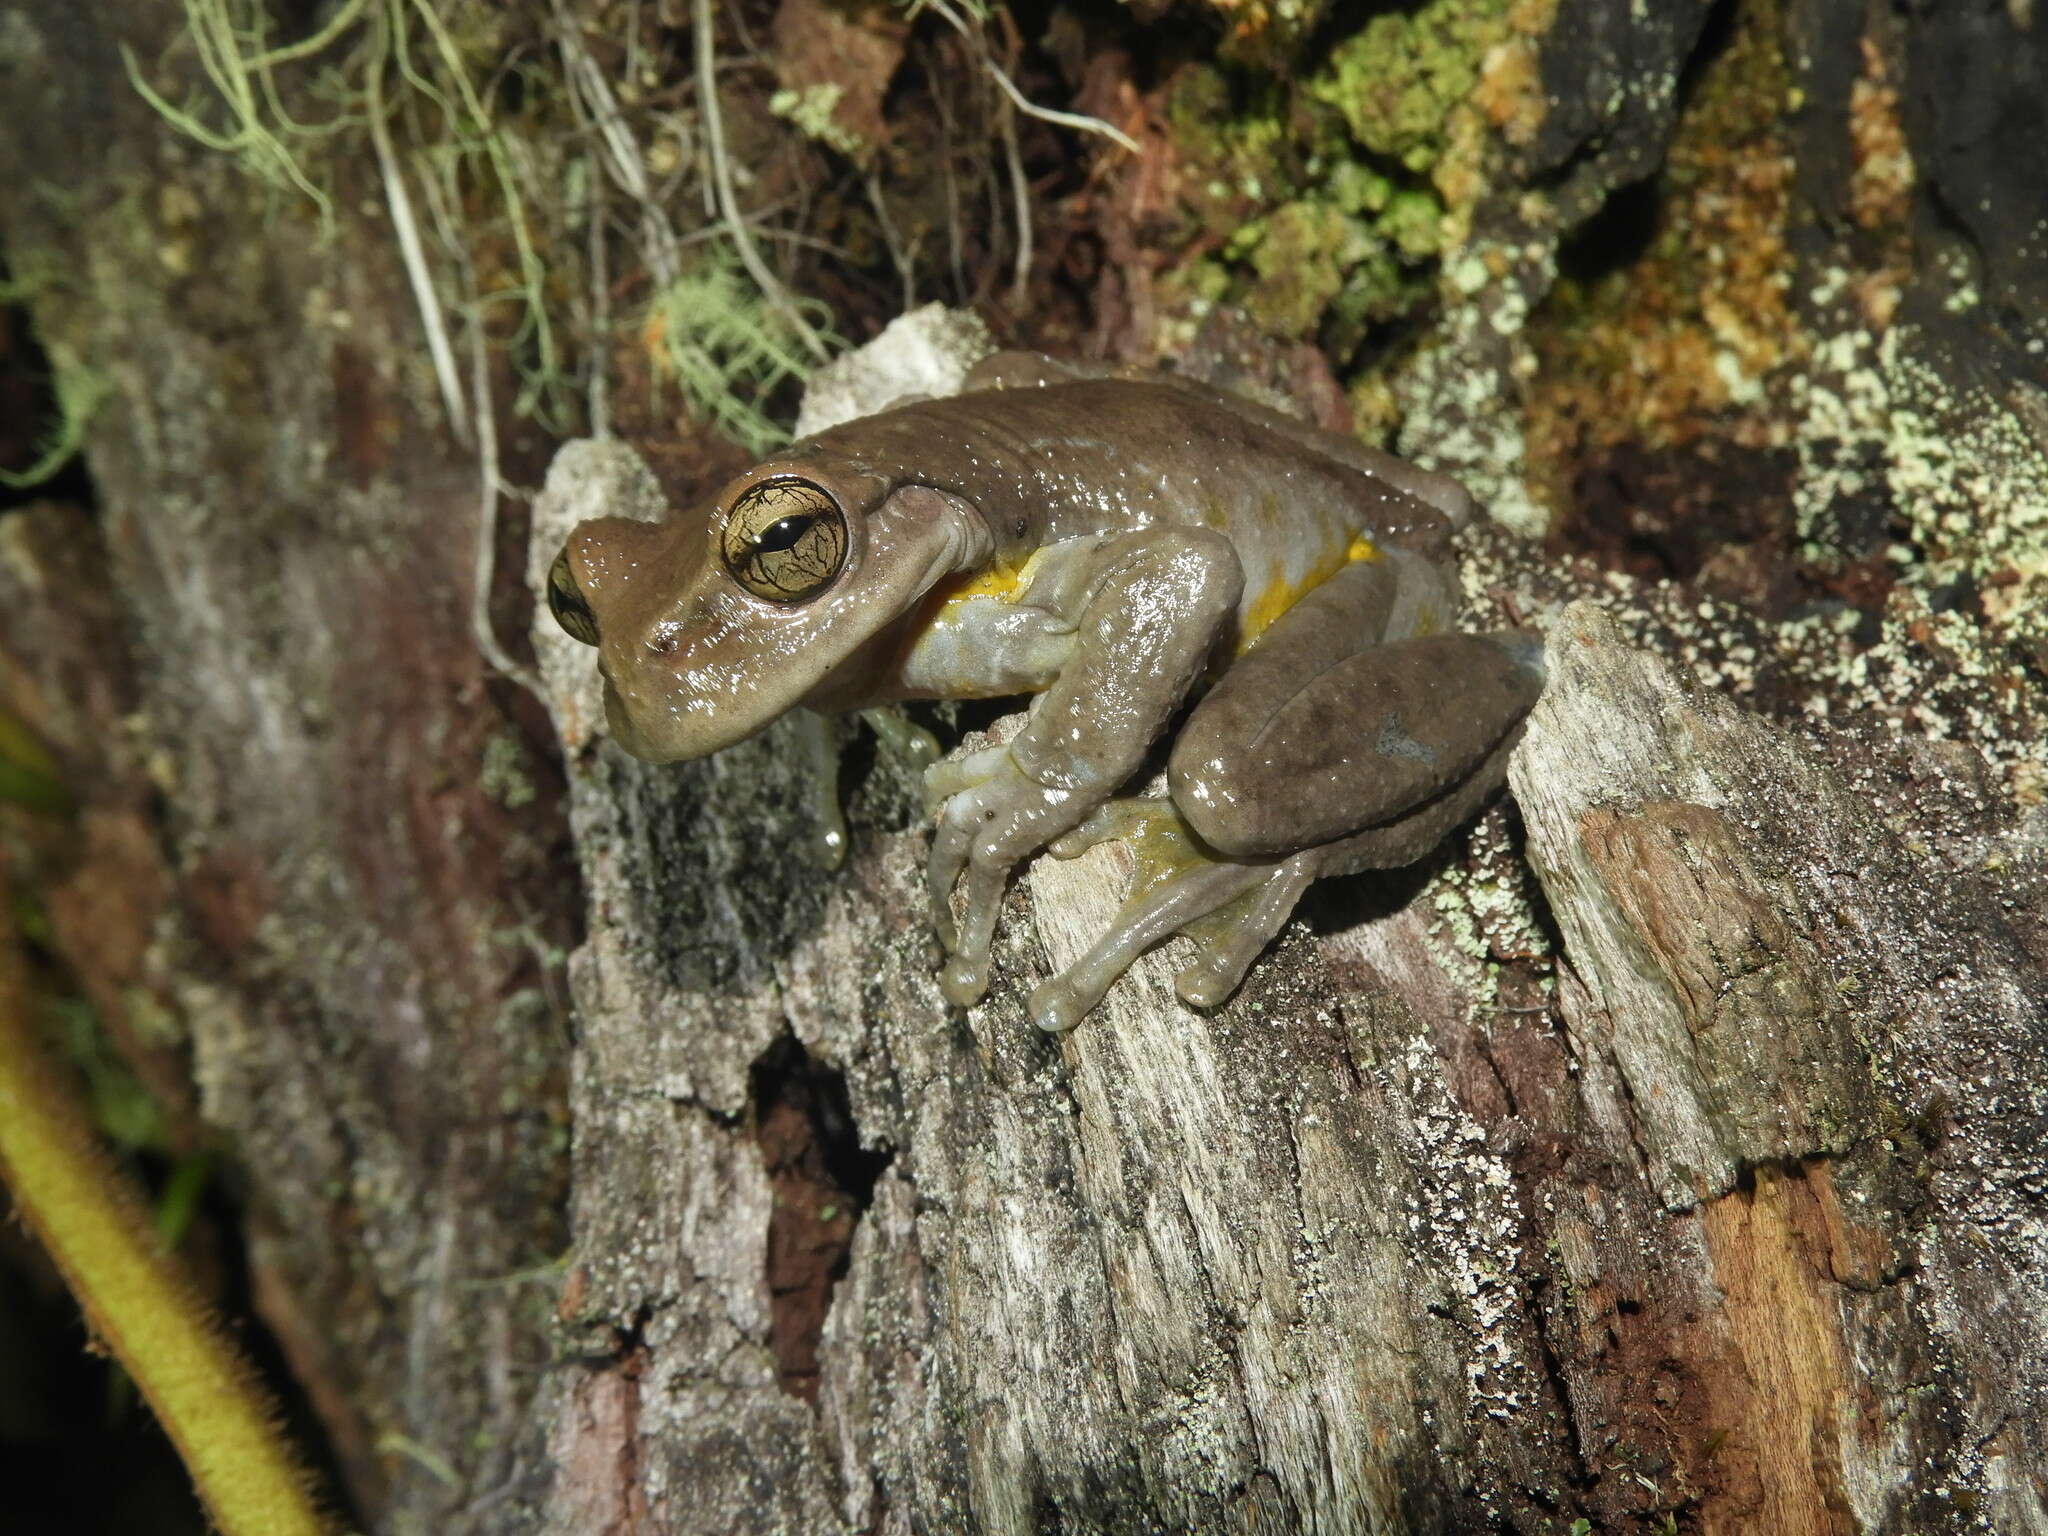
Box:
xmin=754 ymin=513 xmax=815 ymax=554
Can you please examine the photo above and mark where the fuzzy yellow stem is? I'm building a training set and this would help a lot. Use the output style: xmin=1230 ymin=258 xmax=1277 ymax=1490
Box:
xmin=0 ymin=918 xmax=335 ymax=1536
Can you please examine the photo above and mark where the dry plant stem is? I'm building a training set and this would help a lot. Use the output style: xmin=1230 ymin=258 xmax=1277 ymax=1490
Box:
xmin=367 ymin=13 xmax=471 ymax=446
xmin=469 ymin=320 xmax=543 ymax=695
xmin=931 ymin=60 xmax=967 ymax=296
xmin=0 ymin=919 xmax=334 ymax=1536
xmin=241 ymin=0 xmax=373 ymax=72
xmin=402 ymin=0 xmax=559 ymax=390
xmin=120 ymin=5 xmax=333 ymax=216
xmin=552 ymin=0 xmax=682 ymax=289
xmin=586 ymin=166 xmax=612 ymax=439
xmin=1001 ymin=94 xmax=1030 ymax=309
xmin=865 ymin=170 xmax=918 ymax=310
xmin=694 ymin=0 xmax=830 ymax=363
xmin=912 ymin=0 xmax=1140 ymax=153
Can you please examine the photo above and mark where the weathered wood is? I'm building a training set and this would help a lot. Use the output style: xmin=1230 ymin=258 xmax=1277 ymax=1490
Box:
xmin=0 ymin=4 xmax=576 ymax=1524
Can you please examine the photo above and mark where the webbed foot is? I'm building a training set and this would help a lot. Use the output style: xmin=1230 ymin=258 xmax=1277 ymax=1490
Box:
xmin=861 ymin=706 xmax=940 ymax=773
xmin=1028 ymin=798 xmax=1320 ymax=1032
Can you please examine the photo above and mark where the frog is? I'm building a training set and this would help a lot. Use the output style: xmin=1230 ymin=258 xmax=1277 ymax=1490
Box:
xmin=546 ymin=351 xmax=1545 ymax=1031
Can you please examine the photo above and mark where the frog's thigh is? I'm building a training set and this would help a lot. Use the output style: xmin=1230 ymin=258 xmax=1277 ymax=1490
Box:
xmin=1006 ymin=525 xmax=1244 ymax=792
xmin=1168 ymin=561 xmax=1545 ymax=860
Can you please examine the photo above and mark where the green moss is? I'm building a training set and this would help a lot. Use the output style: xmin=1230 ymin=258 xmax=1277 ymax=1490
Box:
xmin=1310 ymin=0 xmax=1510 ymax=170
xmin=1243 ymin=201 xmax=1365 ymax=337
xmin=1377 ymin=188 xmax=1443 ymax=261
xmin=1148 ymin=0 xmax=1511 ymax=361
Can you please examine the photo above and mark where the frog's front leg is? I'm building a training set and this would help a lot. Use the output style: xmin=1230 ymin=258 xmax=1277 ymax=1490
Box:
xmin=927 ymin=527 xmax=1245 ymax=1006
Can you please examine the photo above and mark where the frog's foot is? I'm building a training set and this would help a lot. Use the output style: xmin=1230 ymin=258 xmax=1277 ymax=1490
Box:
xmin=925 ymin=749 xmax=1090 ymax=1008
xmin=1027 ymin=801 xmax=1321 ymax=1033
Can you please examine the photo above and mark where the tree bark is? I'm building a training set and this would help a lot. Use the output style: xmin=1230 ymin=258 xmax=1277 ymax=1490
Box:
xmin=3 ymin=0 xmax=2045 ymax=1531
xmin=524 ymin=366 xmax=2048 ymax=1534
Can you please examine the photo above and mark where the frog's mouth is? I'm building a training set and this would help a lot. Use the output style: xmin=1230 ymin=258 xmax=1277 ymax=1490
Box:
xmin=599 ymin=677 xmax=657 ymax=760
xmin=598 ymin=649 xmax=800 ymax=763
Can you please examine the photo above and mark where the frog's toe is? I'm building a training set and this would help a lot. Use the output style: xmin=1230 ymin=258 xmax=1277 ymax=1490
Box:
xmin=939 ymin=854 xmax=1012 ymax=1005
xmin=1027 ymin=974 xmax=1094 ymax=1034
xmin=941 ymin=951 xmax=992 ymax=1008
xmin=792 ymin=711 xmax=850 ymax=871
xmin=1046 ymin=795 xmax=1179 ymax=860
xmin=926 ymin=806 xmax=974 ymax=950
xmin=1031 ymin=859 xmax=1269 ymax=1031
xmin=927 ymin=751 xmax=1091 ymax=1008
xmin=1172 ymin=853 xmax=1319 ymax=1009
xmin=922 ymin=744 xmax=1012 ymax=811
xmin=862 ymin=707 xmax=941 ymax=772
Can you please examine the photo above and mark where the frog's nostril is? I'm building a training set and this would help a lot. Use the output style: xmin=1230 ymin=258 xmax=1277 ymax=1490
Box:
xmin=548 ymin=546 xmax=601 ymax=646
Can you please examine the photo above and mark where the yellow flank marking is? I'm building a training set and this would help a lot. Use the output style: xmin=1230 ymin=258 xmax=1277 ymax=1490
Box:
xmin=937 ymin=561 xmax=1029 ymax=607
xmin=1239 ymin=533 xmax=1381 ymax=651
xmin=897 ymin=546 xmax=1050 ymax=684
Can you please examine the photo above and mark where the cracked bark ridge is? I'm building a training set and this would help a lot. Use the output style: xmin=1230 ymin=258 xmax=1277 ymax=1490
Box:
xmin=1513 ymin=601 xmax=2048 ymax=1533
xmin=528 ymin=313 xmax=2047 ymax=1531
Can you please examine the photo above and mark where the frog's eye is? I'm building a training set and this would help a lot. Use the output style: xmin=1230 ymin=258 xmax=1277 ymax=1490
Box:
xmin=547 ymin=546 xmax=601 ymax=646
xmin=719 ymin=477 xmax=848 ymax=603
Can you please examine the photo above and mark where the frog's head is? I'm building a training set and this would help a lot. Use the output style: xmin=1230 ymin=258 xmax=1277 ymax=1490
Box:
xmin=548 ymin=457 xmax=986 ymax=762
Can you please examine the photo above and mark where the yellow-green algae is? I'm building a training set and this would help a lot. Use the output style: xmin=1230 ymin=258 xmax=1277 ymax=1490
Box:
xmin=1149 ymin=0 xmax=1522 ymax=364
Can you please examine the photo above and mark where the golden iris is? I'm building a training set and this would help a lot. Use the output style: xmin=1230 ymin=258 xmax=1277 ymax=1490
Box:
xmin=719 ymin=478 xmax=848 ymax=603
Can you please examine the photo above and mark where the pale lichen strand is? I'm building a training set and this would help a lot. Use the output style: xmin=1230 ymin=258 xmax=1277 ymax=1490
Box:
xmin=1398 ymin=1027 xmax=1533 ymax=1423
xmin=1394 ymin=249 xmax=1554 ymax=537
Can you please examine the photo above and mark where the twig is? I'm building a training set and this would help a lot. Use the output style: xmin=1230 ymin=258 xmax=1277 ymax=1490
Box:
xmin=865 ymin=170 xmax=918 ymax=311
xmin=552 ymin=0 xmax=682 ymax=288
xmin=694 ymin=0 xmax=831 ymax=363
xmin=242 ymin=0 xmax=374 ymax=70
xmin=586 ymin=165 xmax=611 ymax=439
xmin=929 ymin=46 xmax=967 ymax=297
xmin=406 ymin=0 xmax=560 ymax=402
xmin=366 ymin=11 xmax=471 ymax=445
xmin=911 ymin=0 xmax=1139 ymax=154
xmin=468 ymin=322 xmax=543 ymax=696
xmin=1000 ymin=93 xmax=1030 ymax=309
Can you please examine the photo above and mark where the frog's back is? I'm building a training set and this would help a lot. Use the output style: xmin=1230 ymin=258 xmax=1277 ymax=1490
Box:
xmin=792 ymin=377 xmax=1457 ymax=562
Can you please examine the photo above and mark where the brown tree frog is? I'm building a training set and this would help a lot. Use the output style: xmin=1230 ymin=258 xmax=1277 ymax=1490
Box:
xmin=547 ymin=353 xmax=1544 ymax=1030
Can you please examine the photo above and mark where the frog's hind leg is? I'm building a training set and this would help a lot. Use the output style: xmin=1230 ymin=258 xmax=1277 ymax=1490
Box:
xmin=1029 ymin=849 xmax=1277 ymax=1032
xmin=1026 ymin=554 xmax=1543 ymax=1026
xmin=1012 ymin=549 xmax=1545 ymax=1032
xmin=1168 ymin=553 xmax=1546 ymax=864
